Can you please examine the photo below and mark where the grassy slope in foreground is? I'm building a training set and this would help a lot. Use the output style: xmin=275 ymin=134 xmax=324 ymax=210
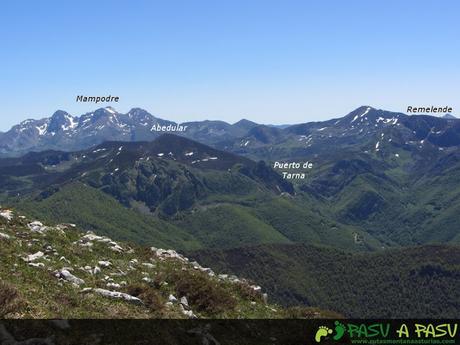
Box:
xmin=188 ymin=243 xmax=460 ymax=318
xmin=0 ymin=207 xmax=340 ymax=319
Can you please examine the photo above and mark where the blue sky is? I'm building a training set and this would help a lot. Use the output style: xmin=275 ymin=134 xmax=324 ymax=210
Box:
xmin=0 ymin=0 xmax=459 ymax=130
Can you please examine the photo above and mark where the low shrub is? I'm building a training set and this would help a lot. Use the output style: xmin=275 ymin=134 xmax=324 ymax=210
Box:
xmin=172 ymin=270 xmax=237 ymax=314
xmin=125 ymin=283 xmax=163 ymax=313
xmin=0 ymin=281 xmax=21 ymax=317
xmin=233 ymin=283 xmax=264 ymax=302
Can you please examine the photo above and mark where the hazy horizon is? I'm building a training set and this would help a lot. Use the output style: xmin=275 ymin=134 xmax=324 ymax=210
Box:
xmin=1 ymin=0 xmax=459 ymax=131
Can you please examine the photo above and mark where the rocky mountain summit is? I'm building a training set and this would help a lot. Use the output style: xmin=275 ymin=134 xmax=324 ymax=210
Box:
xmin=1 ymin=106 xmax=459 ymax=161
xmin=0 ymin=107 xmax=254 ymax=157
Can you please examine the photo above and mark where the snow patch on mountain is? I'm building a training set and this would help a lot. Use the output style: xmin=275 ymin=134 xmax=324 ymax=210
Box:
xmin=35 ymin=124 xmax=47 ymax=136
xmin=62 ymin=115 xmax=78 ymax=131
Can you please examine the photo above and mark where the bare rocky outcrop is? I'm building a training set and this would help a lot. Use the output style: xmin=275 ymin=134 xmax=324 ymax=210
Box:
xmin=27 ymin=221 xmax=48 ymax=233
xmin=85 ymin=288 xmax=143 ymax=305
xmin=0 ymin=210 xmax=13 ymax=221
xmin=0 ymin=232 xmax=11 ymax=240
xmin=23 ymin=251 xmax=45 ymax=262
xmin=55 ymin=269 xmax=85 ymax=286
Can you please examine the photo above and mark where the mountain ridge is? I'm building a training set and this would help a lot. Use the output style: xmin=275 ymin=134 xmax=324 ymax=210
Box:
xmin=1 ymin=106 xmax=459 ymax=158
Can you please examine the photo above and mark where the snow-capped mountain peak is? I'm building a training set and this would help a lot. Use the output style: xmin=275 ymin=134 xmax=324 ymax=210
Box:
xmin=1 ymin=105 xmax=460 ymax=158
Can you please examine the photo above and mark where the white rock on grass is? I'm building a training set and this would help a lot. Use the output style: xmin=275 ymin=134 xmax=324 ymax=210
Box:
xmin=110 ymin=270 xmax=127 ymax=277
xmin=28 ymin=221 xmax=48 ymax=233
xmin=142 ymin=263 xmax=155 ymax=269
xmin=78 ymin=233 xmax=122 ymax=251
xmin=168 ymin=294 xmax=178 ymax=303
xmin=106 ymin=282 xmax=121 ymax=289
xmin=191 ymin=261 xmax=201 ymax=268
xmin=59 ymin=256 xmax=71 ymax=264
xmin=55 ymin=224 xmax=70 ymax=231
xmin=228 ymin=275 xmax=241 ymax=284
xmin=180 ymin=296 xmax=190 ymax=310
xmin=179 ymin=304 xmax=197 ymax=318
xmin=262 ymin=293 xmax=268 ymax=304
xmin=192 ymin=263 xmax=215 ymax=276
xmin=153 ymin=248 xmax=188 ymax=262
xmin=110 ymin=244 xmax=124 ymax=252
xmin=23 ymin=251 xmax=45 ymax=262
xmin=0 ymin=209 xmax=13 ymax=221
xmin=201 ymin=267 xmax=215 ymax=276
xmin=98 ymin=260 xmax=111 ymax=268
xmin=182 ymin=309 xmax=197 ymax=318
xmin=56 ymin=269 xmax=85 ymax=286
xmin=0 ymin=232 xmax=11 ymax=240
xmin=81 ymin=233 xmax=104 ymax=241
xmin=251 ymin=285 xmax=262 ymax=293
xmin=28 ymin=262 xmax=45 ymax=268
xmin=93 ymin=288 xmax=143 ymax=305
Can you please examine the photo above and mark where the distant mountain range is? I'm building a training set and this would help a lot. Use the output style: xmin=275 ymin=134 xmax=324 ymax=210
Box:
xmin=1 ymin=106 xmax=458 ymax=158
xmin=218 ymin=106 xmax=460 ymax=162
xmin=2 ymin=105 xmax=460 ymax=248
xmin=0 ymin=107 xmax=257 ymax=157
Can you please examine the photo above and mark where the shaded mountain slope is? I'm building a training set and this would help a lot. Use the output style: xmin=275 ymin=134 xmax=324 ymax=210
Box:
xmin=0 ymin=135 xmax=293 ymax=217
xmin=188 ymin=243 xmax=460 ymax=318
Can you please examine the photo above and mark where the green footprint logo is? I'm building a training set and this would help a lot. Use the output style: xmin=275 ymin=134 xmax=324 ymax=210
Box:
xmin=333 ymin=321 xmax=346 ymax=341
xmin=315 ymin=326 xmax=333 ymax=343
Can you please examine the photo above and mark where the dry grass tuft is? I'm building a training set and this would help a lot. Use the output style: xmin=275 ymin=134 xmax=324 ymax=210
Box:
xmin=0 ymin=281 xmax=22 ymax=317
xmin=172 ymin=270 xmax=237 ymax=314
